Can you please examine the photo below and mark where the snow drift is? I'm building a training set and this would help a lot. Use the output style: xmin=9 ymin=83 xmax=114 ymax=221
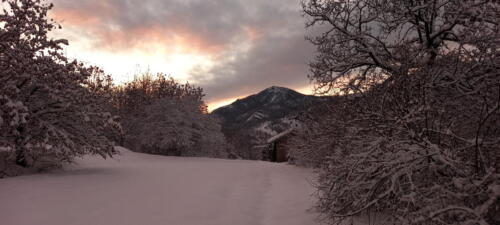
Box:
xmin=0 ymin=147 xmax=319 ymax=225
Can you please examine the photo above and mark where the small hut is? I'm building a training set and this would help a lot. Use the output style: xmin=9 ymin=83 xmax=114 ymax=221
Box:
xmin=265 ymin=128 xmax=294 ymax=162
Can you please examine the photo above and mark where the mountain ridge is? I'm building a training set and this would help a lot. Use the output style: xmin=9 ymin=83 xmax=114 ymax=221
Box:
xmin=211 ymin=86 xmax=327 ymax=159
xmin=212 ymin=86 xmax=318 ymax=130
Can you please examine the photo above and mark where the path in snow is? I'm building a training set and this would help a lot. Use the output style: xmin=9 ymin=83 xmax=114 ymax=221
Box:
xmin=0 ymin=147 xmax=319 ymax=225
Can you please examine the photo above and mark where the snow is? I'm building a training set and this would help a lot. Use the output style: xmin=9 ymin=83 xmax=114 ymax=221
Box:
xmin=280 ymin=117 xmax=301 ymax=128
xmin=266 ymin=86 xmax=288 ymax=94
xmin=267 ymin=128 xmax=294 ymax=143
xmin=246 ymin=111 xmax=268 ymax=122
xmin=0 ymin=147 xmax=319 ymax=225
xmin=256 ymin=121 xmax=279 ymax=136
xmin=270 ymin=94 xmax=279 ymax=103
xmin=265 ymin=86 xmax=287 ymax=103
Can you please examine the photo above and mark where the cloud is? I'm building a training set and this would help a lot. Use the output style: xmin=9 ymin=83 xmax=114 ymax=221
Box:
xmin=50 ymin=0 xmax=317 ymax=105
xmin=191 ymin=28 xmax=315 ymax=102
xmin=52 ymin=0 xmax=254 ymax=53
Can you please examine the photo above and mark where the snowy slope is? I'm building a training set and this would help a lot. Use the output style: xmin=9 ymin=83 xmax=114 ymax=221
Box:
xmin=0 ymin=147 xmax=319 ymax=225
xmin=211 ymin=86 xmax=323 ymax=159
xmin=212 ymin=86 xmax=316 ymax=129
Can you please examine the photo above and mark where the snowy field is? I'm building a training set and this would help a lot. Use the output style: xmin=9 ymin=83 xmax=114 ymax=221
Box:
xmin=0 ymin=147 xmax=319 ymax=225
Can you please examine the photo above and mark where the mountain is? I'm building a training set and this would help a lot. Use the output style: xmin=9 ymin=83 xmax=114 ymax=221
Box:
xmin=212 ymin=86 xmax=317 ymax=130
xmin=211 ymin=86 xmax=326 ymax=159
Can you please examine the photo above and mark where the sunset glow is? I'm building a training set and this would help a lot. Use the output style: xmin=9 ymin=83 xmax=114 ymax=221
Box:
xmin=48 ymin=0 xmax=315 ymax=109
xmin=51 ymin=9 xmax=218 ymax=84
xmin=206 ymin=85 xmax=314 ymax=112
xmin=61 ymin=43 xmax=215 ymax=84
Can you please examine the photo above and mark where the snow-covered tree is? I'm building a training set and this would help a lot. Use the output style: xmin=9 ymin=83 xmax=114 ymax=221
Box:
xmin=113 ymin=73 xmax=229 ymax=158
xmin=303 ymin=0 xmax=500 ymax=224
xmin=0 ymin=0 xmax=119 ymax=171
xmin=124 ymin=97 xmax=229 ymax=158
xmin=112 ymin=72 xmax=205 ymax=117
xmin=287 ymin=102 xmax=341 ymax=167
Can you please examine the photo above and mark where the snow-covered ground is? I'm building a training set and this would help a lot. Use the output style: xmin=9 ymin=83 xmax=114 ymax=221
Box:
xmin=0 ymin=147 xmax=319 ymax=225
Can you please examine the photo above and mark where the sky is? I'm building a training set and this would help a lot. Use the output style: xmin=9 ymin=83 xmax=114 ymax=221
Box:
xmin=48 ymin=0 xmax=317 ymax=111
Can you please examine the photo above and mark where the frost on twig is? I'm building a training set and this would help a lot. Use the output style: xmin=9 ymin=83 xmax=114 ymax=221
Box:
xmin=300 ymin=0 xmax=500 ymax=224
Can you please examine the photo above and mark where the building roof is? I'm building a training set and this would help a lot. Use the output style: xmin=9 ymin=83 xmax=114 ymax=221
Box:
xmin=267 ymin=128 xmax=294 ymax=143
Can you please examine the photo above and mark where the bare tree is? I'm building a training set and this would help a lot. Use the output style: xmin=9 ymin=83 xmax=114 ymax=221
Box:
xmin=302 ymin=0 xmax=500 ymax=224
